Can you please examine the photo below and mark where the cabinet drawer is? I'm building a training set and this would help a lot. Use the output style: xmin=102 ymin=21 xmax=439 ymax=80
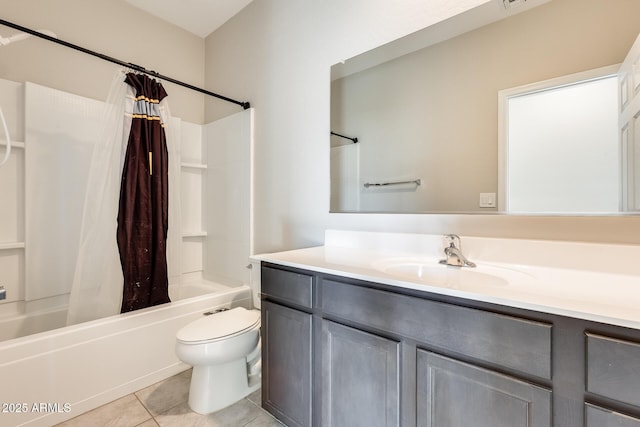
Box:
xmin=261 ymin=265 xmax=313 ymax=309
xmin=321 ymin=279 xmax=552 ymax=380
xmin=587 ymin=333 xmax=640 ymax=407
xmin=586 ymin=404 xmax=640 ymax=427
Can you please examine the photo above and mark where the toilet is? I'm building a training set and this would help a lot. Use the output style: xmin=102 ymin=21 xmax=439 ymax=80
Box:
xmin=175 ymin=265 xmax=262 ymax=414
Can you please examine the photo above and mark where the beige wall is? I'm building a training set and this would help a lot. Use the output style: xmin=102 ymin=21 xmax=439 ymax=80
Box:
xmin=6 ymin=1 xmax=639 ymax=250
xmin=205 ymin=0 xmax=640 ymax=250
xmin=0 ymin=0 xmax=205 ymax=123
xmin=331 ymin=0 xmax=640 ymax=213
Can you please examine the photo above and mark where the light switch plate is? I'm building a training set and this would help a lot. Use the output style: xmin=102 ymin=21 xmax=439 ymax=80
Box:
xmin=479 ymin=193 xmax=496 ymax=208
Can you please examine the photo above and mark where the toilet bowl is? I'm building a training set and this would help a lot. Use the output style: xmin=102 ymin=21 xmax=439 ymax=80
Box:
xmin=175 ymin=306 xmax=261 ymax=414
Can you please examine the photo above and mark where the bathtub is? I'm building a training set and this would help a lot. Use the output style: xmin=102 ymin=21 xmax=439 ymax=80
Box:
xmin=0 ymin=296 xmax=68 ymax=342
xmin=0 ymin=280 xmax=230 ymax=341
xmin=0 ymin=280 xmax=252 ymax=427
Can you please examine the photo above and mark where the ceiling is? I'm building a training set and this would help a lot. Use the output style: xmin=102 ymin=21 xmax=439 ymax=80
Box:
xmin=125 ymin=0 xmax=254 ymax=38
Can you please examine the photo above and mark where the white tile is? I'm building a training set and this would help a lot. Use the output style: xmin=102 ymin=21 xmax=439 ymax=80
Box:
xmin=135 ymin=369 xmax=191 ymax=416
xmin=156 ymin=399 xmax=262 ymax=427
xmin=56 ymin=394 xmax=151 ymax=427
xmin=246 ymin=389 xmax=261 ymax=407
xmin=57 ymin=371 xmax=278 ymax=427
xmin=243 ymin=412 xmax=285 ymax=427
xmin=136 ymin=419 xmax=160 ymax=427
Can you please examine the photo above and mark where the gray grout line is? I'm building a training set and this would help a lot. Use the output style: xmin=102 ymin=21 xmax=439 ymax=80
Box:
xmin=133 ymin=393 xmax=155 ymax=426
xmin=242 ymin=397 xmax=285 ymax=427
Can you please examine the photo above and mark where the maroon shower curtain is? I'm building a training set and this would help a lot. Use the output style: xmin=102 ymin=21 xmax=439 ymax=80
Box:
xmin=117 ymin=73 xmax=171 ymax=313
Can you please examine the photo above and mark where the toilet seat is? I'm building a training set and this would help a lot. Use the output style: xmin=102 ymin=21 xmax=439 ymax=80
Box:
xmin=176 ymin=307 xmax=260 ymax=344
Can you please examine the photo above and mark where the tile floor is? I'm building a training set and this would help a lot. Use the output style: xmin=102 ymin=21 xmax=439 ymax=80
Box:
xmin=55 ymin=370 xmax=285 ymax=427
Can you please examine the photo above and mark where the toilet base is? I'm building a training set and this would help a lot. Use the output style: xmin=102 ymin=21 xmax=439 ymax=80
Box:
xmin=188 ymin=358 xmax=260 ymax=414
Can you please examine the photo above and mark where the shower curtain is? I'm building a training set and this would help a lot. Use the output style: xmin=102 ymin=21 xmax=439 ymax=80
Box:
xmin=118 ymin=73 xmax=171 ymax=312
xmin=66 ymin=69 xmax=180 ymax=325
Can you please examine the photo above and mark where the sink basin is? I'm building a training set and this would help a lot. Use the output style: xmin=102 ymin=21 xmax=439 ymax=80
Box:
xmin=372 ymin=257 xmax=534 ymax=290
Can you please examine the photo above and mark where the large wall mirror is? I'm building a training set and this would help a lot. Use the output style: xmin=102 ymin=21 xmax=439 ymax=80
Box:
xmin=330 ymin=0 xmax=640 ymax=214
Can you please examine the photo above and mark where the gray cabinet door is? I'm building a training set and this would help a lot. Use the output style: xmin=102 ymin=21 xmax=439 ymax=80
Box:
xmin=586 ymin=404 xmax=640 ymax=427
xmin=416 ymin=350 xmax=551 ymax=427
xmin=321 ymin=320 xmax=400 ymax=427
xmin=587 ymin=333 xmax=640 ymax=407
xmin=262 ymin=301 xmax=312 ymax=427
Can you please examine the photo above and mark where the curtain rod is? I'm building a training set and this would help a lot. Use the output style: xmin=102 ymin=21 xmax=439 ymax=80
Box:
xmin=0 ymin=18 xmax=251 ymax=110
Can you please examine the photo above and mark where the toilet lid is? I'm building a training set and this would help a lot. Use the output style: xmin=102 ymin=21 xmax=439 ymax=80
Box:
xmin=176 ymin=307 xmax=260 ymax=343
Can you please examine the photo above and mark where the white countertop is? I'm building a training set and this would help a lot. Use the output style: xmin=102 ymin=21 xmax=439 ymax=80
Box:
xmin=251 ymin=230 xmax=640 ymax=330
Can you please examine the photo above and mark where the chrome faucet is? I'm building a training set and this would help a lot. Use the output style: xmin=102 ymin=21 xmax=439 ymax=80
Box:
xmin=439 ymin=234 xmax=476 ymax=268
xmin=0 ymin=285 xmax=5 ymax=300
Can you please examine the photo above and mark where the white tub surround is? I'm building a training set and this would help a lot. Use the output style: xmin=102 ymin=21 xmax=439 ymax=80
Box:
xmin=252 ymin=230 xmax=640 ymax=330
xmin=0 ymin=77 xmax=254 ymax=337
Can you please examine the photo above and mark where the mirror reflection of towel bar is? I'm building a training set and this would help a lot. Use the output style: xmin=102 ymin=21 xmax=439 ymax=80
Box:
xmin=330 ymin=131 xmax=358 ymax=143
xmin=364 ymin=179 xmax=421 ymax=188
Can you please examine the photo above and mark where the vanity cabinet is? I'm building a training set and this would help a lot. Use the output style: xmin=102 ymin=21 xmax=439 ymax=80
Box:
xmin=416 ymin=351 xmax=550 ymax=427
xmin=261 ymin=266 xmax=314 ymax=427
xmin=586 ymin=333 xmax=640 ymax=407
xmin=585 ymin=404 xmax=640 ymax=427
xmin=584 ymin=334 xmax=640 ymax=427
xmin=321 ymin=320 xmax=400 ymax=427
xmin=321 ymin=278 xmax=552 ymax=380
xmin=260 ymin=262 xmax=640 ymax=427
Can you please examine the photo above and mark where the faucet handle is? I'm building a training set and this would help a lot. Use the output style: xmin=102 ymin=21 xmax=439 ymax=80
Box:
xmin=440 ymin=234 xmax=476 ymax=268
xmin=443 ymin=234 xmax=461 ymax=247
